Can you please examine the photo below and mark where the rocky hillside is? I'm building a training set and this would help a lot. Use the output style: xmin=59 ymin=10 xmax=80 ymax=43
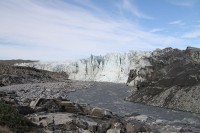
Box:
xmin=127 ymin=47 xmax=200 ymax=113
xmin=0 ymin=60 xmax=69 ymax=86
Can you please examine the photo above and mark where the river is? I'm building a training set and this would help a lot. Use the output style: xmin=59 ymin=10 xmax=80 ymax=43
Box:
xmin=68 ymin=82 xmax=200 ymax=132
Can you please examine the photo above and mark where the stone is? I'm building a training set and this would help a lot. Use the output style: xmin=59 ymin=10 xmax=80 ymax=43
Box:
xmin=39 ymin=119 xmax=48 ymax=127
xmin=83 ymin=130 xmax=92 ymax=133
xmin=91 ymin=107 xmax=104 ymax=118
xmin=30 ymin=98 xmax=43 ymax=109
xmin=126 ymin=123 xmax=135 ymax=133
xmin=106 ymin=129 xmax=121 ymax=133
xmin=99 ymin=123 xmax=111 ymax=133
xmin=104 ymin=109 xmax=113 ymax=118
xmin=66 ymin=123 xmax=77 ymax=131
xmin=79 ymin=103 xmax=91 ymax=114
xmin=91 ymin=107 xmax=112 ymax=119
xmin=87 ymin=121 xmax=98 ymax=133
xmin=113 ymin=122 xmax=122 ymax=129
xmin=60 ymin=101 xmax=81 ymax=113
xmin=137 ymin=126 xmax=147 ymax=132
xmin=75 ymin=119 xmax=88 ymax=130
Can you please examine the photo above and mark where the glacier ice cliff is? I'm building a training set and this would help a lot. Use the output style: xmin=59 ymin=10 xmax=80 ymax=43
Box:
xmin=17 ymin=51 xmax=151 ymax=84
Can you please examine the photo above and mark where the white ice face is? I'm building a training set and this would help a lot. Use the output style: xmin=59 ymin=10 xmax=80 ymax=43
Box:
xmin=16 ymin=51 xmax=151 ymax=84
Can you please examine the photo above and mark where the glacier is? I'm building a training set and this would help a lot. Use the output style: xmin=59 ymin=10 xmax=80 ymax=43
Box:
xmin=17 ymin=51 xmax=151 ymax=84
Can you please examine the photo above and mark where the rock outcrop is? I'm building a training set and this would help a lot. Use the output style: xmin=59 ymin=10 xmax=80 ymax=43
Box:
xmin=0 ymin=89 xmax=154 ymax=133
xmin=127 ymin=47 xmax=200 ymax=113
xmin=0 ymin=65 xmax=69 ymax=86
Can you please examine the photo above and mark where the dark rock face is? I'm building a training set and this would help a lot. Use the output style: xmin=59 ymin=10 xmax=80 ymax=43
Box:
xmin=127 ymin=47 xmax=200 ymax=113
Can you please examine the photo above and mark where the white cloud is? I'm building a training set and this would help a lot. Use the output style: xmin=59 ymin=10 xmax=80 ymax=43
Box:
xmin=182 ymin=31 xmax=200 ymax=38
xmin=121 ymin=0 xmax=153 ymax=19
xmin=149 ymin=28 xmax=165 ymax=33
xmin=169 ymin=20 xmax=185 ymax=26
xmin=0 ymin=0 xmax=183 ymax=60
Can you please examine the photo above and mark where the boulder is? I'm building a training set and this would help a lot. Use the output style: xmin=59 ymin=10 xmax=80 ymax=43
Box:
xmin=87 ymin=121 xmax=98 ymax=132
xmin=74 ymin=119 xmax=88 ymax=130
xmin=65 ymin=123 xmax=77 ymax=131
xmin=91 ymin=107 xmax=112 ymax=118
xmin=106 ymin=129 xmax=121 ymax=133
xmin=60 ymin=101 xmax=81 ymax=113
xmin=91 ymin=107 xmax=104 ymax=118
xmin=113 ymin=122 xmax=122 ymax=129
xmin=83 ymin=130 xmax=92 ymax=133
xmin=79 ymin=103 xmax=91 ymax=114
xmin=29 ymin=98 xmax=43 ymax=109
xmin=126 ymin=123 xmax=135 ymax=133
xmin=98 ymin=123 xmax=111 ymax=133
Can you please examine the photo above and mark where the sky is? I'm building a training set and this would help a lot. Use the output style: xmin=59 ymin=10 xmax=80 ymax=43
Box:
xmin=0 ymin=0 xmax=200 ymax=60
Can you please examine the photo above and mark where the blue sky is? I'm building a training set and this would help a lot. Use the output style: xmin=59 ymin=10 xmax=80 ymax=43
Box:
xmin=0 ymin=0 xmax=200 ymax=60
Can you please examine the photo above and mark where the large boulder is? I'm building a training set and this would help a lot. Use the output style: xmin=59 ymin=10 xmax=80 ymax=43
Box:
xmin=106 ymin=129 xmax=121 ymax=133
xmin=125 ymin=123 xmax=135 ymax=133
xmin=60 ymin=101 xmax=82 ymax=113
xmin=91 ymin=107 xmax=113 ymax=118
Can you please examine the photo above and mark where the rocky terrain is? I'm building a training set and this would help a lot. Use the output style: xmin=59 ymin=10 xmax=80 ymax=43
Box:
xmin=0 ymin=82 xmax=154 ymax=133
xmin=127 ymin=47 xmax=200 ymax=113
xmin=0 ymin=61 xmax=69 ymax=86
xmin=17 ymin=47 xmax=200 ymax=114
xmin=0 ymin=61 xmax=155 ymax=133
xmin=2 ymin=46 xmax=200 ymax=132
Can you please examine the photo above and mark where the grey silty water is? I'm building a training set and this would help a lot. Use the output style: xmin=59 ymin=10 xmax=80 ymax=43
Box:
xmin=68 ymin=82 xmax=200 ymax=124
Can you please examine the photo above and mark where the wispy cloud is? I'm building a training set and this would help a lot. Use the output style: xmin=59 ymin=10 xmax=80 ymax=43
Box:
xmin=182 ymin=31 xmax=200 ymax=38
xmin=0 ymin=0 xmax=183 ymax=60
xmin=168 ymin=0 xmax=198 ymax=7
xmin=169 ymin=20 xmax=185 ymax=26
xmin=121 ymin=0 xmax=153 ymax=19
xmin=149 ymin=28 xmax=165 ymax=33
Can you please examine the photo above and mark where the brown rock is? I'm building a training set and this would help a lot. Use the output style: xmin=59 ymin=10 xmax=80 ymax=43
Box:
xmin=91 ymin=107 xmax=104 ymax=118
xmin=126 ymin=123 xmax=135 ymax=133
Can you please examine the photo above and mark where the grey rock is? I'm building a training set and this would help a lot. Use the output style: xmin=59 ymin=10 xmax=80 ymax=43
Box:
xmin=91 ymin=107 xmax=113 ymax=119
xmin=106 ymin=129 xmax=121 ymax=133
xmin=127 ymin=47 xmax=200 ymax=113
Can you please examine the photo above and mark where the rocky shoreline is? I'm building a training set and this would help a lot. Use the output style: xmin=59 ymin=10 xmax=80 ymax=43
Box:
xmin=0 ymin=60 xmax=154 ymax=133
xmin=0 ymin=82 xmax=154 ymax=133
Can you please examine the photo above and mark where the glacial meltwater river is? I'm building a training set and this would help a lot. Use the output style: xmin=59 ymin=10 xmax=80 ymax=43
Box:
xmin=68 ymin=82 xmax=200 ymax=131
